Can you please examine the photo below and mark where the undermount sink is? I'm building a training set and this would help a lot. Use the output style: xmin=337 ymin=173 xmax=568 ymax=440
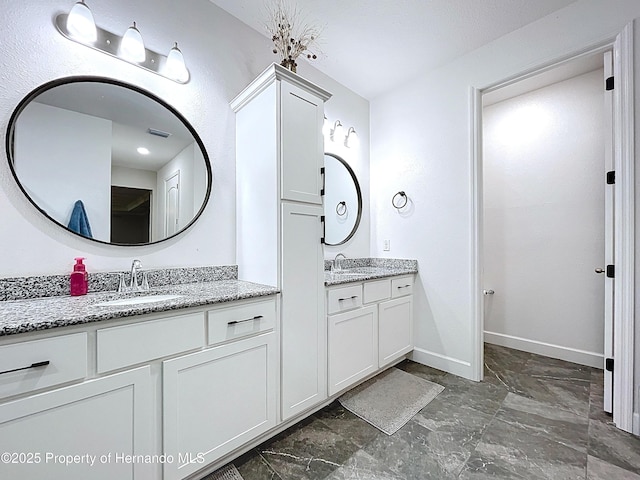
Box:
xmin=94 ymin=294 xmax=182 ymax=307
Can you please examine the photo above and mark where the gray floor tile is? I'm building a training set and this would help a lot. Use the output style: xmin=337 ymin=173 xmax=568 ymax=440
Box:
xmin=588 ymin=419 xmax=640 ymax=475
xmin=587 ymin=454 xmax=640 ymax=479
xmin=494 ymin=392 xmax=589 ymax=452
xmin=436 ymin=372 xmax=508 ymax=417
xmin=484 ymin=344 xmax=530 ymax=374
xmin=363 ymin=419 xmax=467 ymax=479
xmin=397 ymin=359 xmax=448 ymax=383
xmin=324 ymin=449 xmax=405 ymax=480
xmin=234 ymin=449 xmax=281 ymax=480
xmin=523 ymin=352 xmax=593 ymax=381
xmin=259 ymin=417 xmax=360 ymax=480
xmin=314 ymin=401 xmax=384 ymax=448
xmin=465 ymin=417 xmax=587 ymax=479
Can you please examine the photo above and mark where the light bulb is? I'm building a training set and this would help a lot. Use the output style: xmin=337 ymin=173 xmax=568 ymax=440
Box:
xmin=331 ymin=120 xmax=344 ymax=143
xmin=120 ymin=22 xmax=145 ymax=63
xmin=165 ymin=42 xmax=189 ymax=82
xmin=66 ymin=0 xmax=97 ymax=43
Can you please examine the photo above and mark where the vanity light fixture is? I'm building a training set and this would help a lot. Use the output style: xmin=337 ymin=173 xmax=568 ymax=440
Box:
xmin=344 ymin=127 xmax=359 ymax=148
xmin=165 ymin=43 xmax=189 ymax=83
xmin=322 ymin=116 xmax=331 ymax=138
xmin=120 ymin=22 xmax=146 ymax=63
xmin=66 ymin=0 xmax=97 ymax=43
xmin=55 ymin=1 xmax=190 ymax=83
xmin=330 ymin=120 xmax=344 ymax=143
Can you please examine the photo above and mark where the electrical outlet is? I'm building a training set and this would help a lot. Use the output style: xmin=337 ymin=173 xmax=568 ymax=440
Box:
xmin=383 ymin=240 xmax=390 ymax=251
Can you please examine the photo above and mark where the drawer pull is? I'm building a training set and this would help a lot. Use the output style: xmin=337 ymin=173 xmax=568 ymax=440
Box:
xmin=338 ymin=295 xmax=358 ymax=301
xmin=397 ymin=285 xmax=411 ymax=289
xmin=228 ymin=315 xmax=263 ymax=326
xmin=0 ymin=360 xmax=50 ymax=376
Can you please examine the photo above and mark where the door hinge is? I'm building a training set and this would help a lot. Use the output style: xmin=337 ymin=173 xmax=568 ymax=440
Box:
xmin=320 ymin=167 xmax=325 ymax=196
xmin=606 ymin=171 xmax=615 ymax=185
xmin=605 ymin=358 xmax=614 ymax=372
xmin=606 ymin=76 xmax=614 ymax=91
xmin=320 ymin=215 xmax=325 ymax=244
xmin=606 ymin=265 xmax=615 ymax=278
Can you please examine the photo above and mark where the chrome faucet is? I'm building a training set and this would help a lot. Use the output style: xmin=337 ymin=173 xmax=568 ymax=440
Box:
xmin=333 ymin=253 xmax=347 ymax=272
xmin=118 ymin=259 xmax=149 ymax=293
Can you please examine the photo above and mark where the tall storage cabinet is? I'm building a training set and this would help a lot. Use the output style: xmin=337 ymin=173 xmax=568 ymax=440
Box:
xmin=232 ymin=64 xmax=331 ymax=421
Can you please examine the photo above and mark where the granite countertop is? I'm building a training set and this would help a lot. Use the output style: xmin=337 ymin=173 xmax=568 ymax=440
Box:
xmin=324 ymin=264 xmax=418 ymax=286
xmin=0 ymin=280 xmax=279 ymax=337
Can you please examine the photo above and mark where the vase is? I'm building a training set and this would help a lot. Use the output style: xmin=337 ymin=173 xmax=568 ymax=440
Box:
xmin=280 ymin=58 xmax=297 ymax=73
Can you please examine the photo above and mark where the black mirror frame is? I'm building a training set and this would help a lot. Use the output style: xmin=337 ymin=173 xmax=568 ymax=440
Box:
xmin=5 ymin=76 xmax=213 ymax=246
xmin=324 ymin=152 xmax=362 ymax=246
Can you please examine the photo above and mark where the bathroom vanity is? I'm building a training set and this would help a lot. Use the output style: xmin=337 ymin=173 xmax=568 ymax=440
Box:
xmin=0 ymin=279 xmax=279 ymax=480
xmin=0 ymin=64 xmax=418 ymax=480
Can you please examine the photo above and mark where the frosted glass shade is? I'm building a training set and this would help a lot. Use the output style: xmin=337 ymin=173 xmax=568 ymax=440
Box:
xmin=66 ymin=1 xmax=97 ymax=43
xmin=165 ymin=43 xmax=189 ymax=82
xmin=331 ymin=121 xmax=344 ymax=143
xmin=345 ymin=127 xmax=359 ymax=148
xmin=120 ymin=22 xmax=145 ymax=63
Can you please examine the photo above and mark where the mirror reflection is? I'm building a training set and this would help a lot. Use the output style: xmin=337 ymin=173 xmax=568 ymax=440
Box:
xmin=8 ymin=77 xmax=211 ymax=245
xmin=324 ymin=153 xmax=362 ymax=246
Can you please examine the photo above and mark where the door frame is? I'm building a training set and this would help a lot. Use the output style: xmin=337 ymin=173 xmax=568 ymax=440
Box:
xmin=469 ymin=23 xmax=635 ymax=433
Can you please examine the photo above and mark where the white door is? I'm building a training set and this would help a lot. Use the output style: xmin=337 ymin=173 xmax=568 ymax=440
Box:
xmin=0 ymin=367 xmax=152 ymax=480
xmin=602 ymin=50 xmax=614 ymax=413
xmin=165 ymin=171 xmax=180 ymax=237
xmin=280 ymin=81 xmax=325 ymax=205
xmin=280 ymin=202 xmax=326 ymax=420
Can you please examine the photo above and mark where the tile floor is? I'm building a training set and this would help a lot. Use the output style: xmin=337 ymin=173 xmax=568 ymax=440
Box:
xmin=212 ymin=344 xmax=640 ymax=479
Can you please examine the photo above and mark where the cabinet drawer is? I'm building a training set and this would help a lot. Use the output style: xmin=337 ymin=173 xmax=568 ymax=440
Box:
xmin=363 ymin=279 xmax=391 ymax=304
xmin=391 ymin=276 xmax=414 ymax=298
xmin=327 ymin=284 xmax=363 ymax=315
xmin=208 ymin=299 xmax=276 ymax=346
xmin=97 ymin=312 xmax=204 ymax=373
xmin=0 ymin=333 xmax=87 ymax=400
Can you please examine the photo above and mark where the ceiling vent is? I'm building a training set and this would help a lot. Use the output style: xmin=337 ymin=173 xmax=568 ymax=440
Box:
xmin=147 ymin=128 xmax=171 ymax=138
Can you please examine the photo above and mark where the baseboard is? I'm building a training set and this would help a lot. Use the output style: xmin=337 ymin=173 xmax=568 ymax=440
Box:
xmin=484 ymin=331 xmax=603 ymax=368
xmin=633 ymin=412 xmax=640 ymax=436
xmin=410 ymin=347 xmax=473 ymax=379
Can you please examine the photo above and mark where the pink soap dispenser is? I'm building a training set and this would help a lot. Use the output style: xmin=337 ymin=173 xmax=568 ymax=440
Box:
xmin=70 ymin=257 xmax=88 ymax=296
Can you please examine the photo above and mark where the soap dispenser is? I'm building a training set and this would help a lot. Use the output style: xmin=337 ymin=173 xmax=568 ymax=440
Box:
xmin=70 ymin=257 xmax=88 ymax=296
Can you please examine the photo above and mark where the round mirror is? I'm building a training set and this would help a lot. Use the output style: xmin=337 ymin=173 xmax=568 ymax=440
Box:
xmin=324 ymin=153 xmax=362 ymax=246
xmin=6 ymin=77 xmax=212 ymax=246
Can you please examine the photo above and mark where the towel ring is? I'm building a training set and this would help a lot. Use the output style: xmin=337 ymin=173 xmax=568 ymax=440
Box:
xmin=392 ymin=191 xmax=408 ymax=209
xmin=336 ymin=201 xmax=347 ymax=216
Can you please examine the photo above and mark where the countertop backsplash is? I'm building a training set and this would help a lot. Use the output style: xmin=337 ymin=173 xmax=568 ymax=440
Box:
xmin=0 ymin=265 xmax=238 ymax=302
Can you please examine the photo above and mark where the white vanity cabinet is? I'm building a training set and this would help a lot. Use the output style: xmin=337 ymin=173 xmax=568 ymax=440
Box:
xmin=0 ymin=353 xmax=152 ymax=480
xmin=327 ymin=275 xmax=414 ymax=395
xmin=232 ymin=64 xmax=332 ymax=421
xmin=0 ymin=295 xmax=278 ymax=480
xmin=161 ymin=298 xmax=277 ymax=480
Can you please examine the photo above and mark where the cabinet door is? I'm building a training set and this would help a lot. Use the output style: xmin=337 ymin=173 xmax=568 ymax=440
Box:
xmin=328 ymin=305 xmax=378 ymax=396
xmin=280 ymin=81 xmax=324 ymax=205
xmin=281 ymin=202 xmax=326 ymax=420
xmin=379 ymin=296 xmax=414 ymax=368
xmin=0 ymin=367 xmax=152 ymax=480
xmin=163 ymin=332 xmax=277 ymax=480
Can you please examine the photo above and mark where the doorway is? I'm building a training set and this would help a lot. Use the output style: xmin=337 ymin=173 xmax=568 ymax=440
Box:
xmin=471 ymin=25 xmax=636 ymax=434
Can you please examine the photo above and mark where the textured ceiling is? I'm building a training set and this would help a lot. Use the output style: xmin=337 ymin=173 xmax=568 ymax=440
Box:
xmin=210 ymin=0 xmax=578 ymax=99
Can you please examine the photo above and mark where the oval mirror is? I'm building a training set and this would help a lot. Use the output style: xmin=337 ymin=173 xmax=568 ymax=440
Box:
xmin=6 ymin=77 xmax=212 ymax=246
xmin=324 ymin=153 xmax=362 ymax=246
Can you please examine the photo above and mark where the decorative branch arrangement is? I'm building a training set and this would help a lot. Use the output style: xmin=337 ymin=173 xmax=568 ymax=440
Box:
xmin=265 ymin=0 xmax=322 ymax=73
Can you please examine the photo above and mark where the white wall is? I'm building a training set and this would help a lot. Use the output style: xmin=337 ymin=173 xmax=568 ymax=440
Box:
xmin=370 ymin=0 xmax=640 ymax=383
xmin=14 ymin=102 xmax=111 ymax=241
xmin=0 ymin=0 xmax=370 ymax=276
xmin=483 ymin=69 xmax=605 ymax=367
